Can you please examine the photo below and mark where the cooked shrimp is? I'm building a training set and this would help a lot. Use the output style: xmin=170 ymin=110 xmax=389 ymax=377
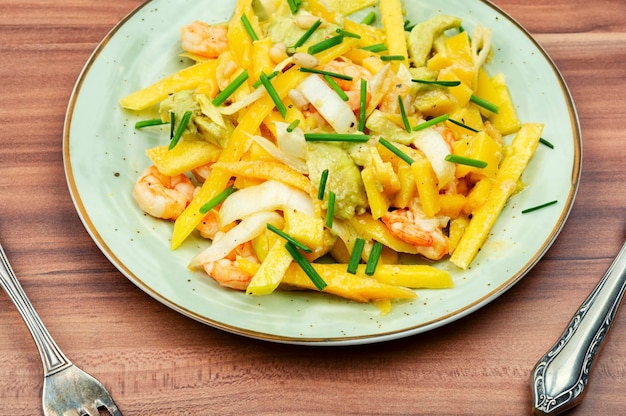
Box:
xmin=321 ymin=60 xmax=372 ymax=111
xmin=381 ymin=202 xmax=449 ymax=260
xmin=180 ymin=21 xmax=228 ymax=59
xmin=196 ymin=208 xmax=220 ymax=239
xmin=202 ymin=241 xmax=259 ymax=290
xmin=133 ymin=166 xmax=195 ymax=220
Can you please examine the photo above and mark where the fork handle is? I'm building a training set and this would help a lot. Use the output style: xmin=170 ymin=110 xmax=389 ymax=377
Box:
xmin=531 ymin=240 xmax=626 ymax=415
xmin=0 ymin=243 xmax=72 ymax=376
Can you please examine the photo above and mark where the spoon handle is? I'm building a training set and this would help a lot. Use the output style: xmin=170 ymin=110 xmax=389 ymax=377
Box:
xmin=532 ymin=241 xmax=626 ymax=415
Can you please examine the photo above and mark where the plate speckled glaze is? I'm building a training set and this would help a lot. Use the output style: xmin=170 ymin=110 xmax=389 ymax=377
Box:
xmin=63 ymin=0 xmax=581 ymax=345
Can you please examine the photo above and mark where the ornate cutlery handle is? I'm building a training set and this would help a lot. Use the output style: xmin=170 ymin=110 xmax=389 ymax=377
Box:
xmin=0 ymin=243 xmax=72 ymax=376
xmin=532 ymin=241 xmax=626 ymax=415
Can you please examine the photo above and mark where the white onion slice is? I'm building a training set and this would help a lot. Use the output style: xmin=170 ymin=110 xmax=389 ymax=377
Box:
xmin=219 ymin=180 xmax=314 ymax=226
xmin=412 ymin=128 xmax=456 ymax=189
xmin=274 ymin=121 xmax=307 ymax=159
xmin=189 ymin=211 xmax=283 ymax=267
xmin=249 ymin=134 xmax=308 ymax=173
xmin=216 ymin=86 xmax=265 ymax=115
xmin=296 ymin=74 xmax=358 ymax=133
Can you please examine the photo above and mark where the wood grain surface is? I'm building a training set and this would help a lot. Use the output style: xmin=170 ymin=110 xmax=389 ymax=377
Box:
xmin=0 ymin=0 xmax=625 ymax=414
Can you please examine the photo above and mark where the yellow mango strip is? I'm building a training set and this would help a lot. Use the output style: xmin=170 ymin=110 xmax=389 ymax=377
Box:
xmin=393 ymin=164 xmax=416 ymax=209
xmin=306 ymin=0 xmax=338 ymax=23
xmin=211 ymin=160 xmax=315 ymax=195
xmin=227 ymin=0 xmax=258 ymax=70
xmin=448 ymin=216 xmax=470 ymax=255
xmin=343 ymin=19 xmax=385 ymax=47
xmin=411 ymin=156 xmax=440 ymax=217
xmin=171 ymin=40 xmax=358 ymax=249
xmin=252 ymin=37 xmax=274 ymax=85
xmin=450 ymin=123 xmax=544 ymax=269
xmin=361 ymin=166 xmax=390 ymax=220
xmin=284 ymin=209 xmax=325 ymax=249
xmin=246 ymin=239 xmax=293 ymax=296
xmin=280 ymin=263 xmax=417 ymax=303
xmin=325 ymin=264 xmax=453 ymax=289
xmin=146 ymin=141 xmax=222 ymax=177
xmin=119 ymin=61 xmax=217 ymax=111
xmin=348 ymin=214 xmax=418 ymax=255
xmin=380 ymin=0 xmax=408 ymax=67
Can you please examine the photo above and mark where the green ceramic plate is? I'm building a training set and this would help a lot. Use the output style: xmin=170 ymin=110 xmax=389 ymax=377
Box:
xmin=63 ymin=0 xmax=581 ymax=345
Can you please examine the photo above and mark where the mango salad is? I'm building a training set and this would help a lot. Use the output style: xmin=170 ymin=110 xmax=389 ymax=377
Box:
xmin=121 ymin=0 xmax=543 ymax=311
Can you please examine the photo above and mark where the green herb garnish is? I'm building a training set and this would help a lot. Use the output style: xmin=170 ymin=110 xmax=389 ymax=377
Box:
xmin=134 ymin=118 xmax=168 ymax=129
xmin=522 ymin=200 xmax=558 ymax=214
xmin=240 ymin=13 xmax=258 ymax=41
xmin=336 ymin=28 xmax=361 ymax=39
xmin=259 ymin=71 xmax=287 ymax=118
xmin=398 ymin=95 xmax=411 ymax=132
xmin=448 ymin=118 xmax=480 ymax=133
xmin=267 ymin=223 xmax=312 ymax=253
xmin=299 ymin=67 xmax=353 ymax=81
xmin=365 ymin=241 xmax=383 ymax=276
xmin=212 ymin=69 xmax=249 ymax=106
xmin=347 ymin=238 xmax=365 ymax=274
xmin=284 ymin=242 xmax=327 ymax=291
xmin=358 ymin=78 xmax=367 ymax=132
xmin=413 ymin=114 xmax=450 ymax=132
xmin=325 ymin=191 xmax=336 ymax=228
xmin=470 ymin=94 xmax=499 ymax=114
xmin=286 ymin=119 xmax=300 ymax=132
xmin=378 ymin=137 xmax=414 ymax=165
xmin=324 ymin=74 xmax=349 ymax=101
xmin=360 ymin=11 xmax=376 ymax=25
xmin=412 ymin=79 xmax=462 ymax=87
xmin=360 ymin=43 xmax=387 ymax=53
xmin=317 ymin=169 xmax=329 ymax=200
xmin=293 ymin=19 xmax=322 ymax=48
xmin=199 ymin=185 xmax=237 ymax=214
xmin=252 ymin=70 xmax=279 ymax=88
xmin=304 ymin=133 xmax=370 ymax=142
xmin=380 ymin=55 xmax=406 ymax=61
xmin=307 ymin=35 xmax=344 ymax=55
xmin=168 ymin=110 xmax=193 ymax=150
xmin=540 ymin=137 xmax=555 ymax=149
xmin=444 ymin=154 xmax=488 ymax=168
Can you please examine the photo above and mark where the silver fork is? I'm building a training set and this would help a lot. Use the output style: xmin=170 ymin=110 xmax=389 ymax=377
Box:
xmin=0 ymin=242 xmax=122 ymax=416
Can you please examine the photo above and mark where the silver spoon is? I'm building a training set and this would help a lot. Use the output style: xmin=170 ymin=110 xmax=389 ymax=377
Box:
xmin=532 ymin=240 xmax=626 ymax=415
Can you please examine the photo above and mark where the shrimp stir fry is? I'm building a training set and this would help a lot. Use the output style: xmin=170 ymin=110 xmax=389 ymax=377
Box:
xmin=180 ymin=21 xmax=228 ymax=59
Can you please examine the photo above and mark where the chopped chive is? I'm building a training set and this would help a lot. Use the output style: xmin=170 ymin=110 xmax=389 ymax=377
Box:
xmin=325 ymin=191 xmax=336 ymax=228
xmin=212 ymin=69 xmax=249 ymax=106
xmin=365 ymin=241 xmax=383 ymax=276
xmin=293 ymin=19 xmax=322 ymax=48
xmin=259 ymin=71 xmax=287 ymax=118
xmin=378 ymin=137 xmax=414 ymax=165
xmin=299 ymin=67 xmax=353 ymax=81
xmin=286 ymin=119 xmax=300 ymax=132
xmin=412 ymin=79 xmax=462 ymax=87
xmin=361 ymin=11 xmax=376 ymax=25
xmin=522 ymin=200 xmax=558 ymax=214
xmin=199 ymin=185 xmax=237 ymax=214
xmin=397 ymin=95 xmax=411 ymax=132
xmin=286 ymin=0 xmax=300 ymax=14
xmin=284 ymin=242 xmax=327 ymax=291
xmin=324 ymin=74 xmax=349 ymax=101
xmin=304 ymin=133 xmax=370 ymax=142
xmin=358 ymin=78 xmax=367 ymax=132
xmin=470 ymin=94 xmax=499 ymax=114
xmin=169 ymin=111 xmax=176 ymax=139
xmin=404 ymin=19 xmax=416 ymax=32
xmin=380 ymin=55 xmax=406 ymax=61
xmin=347 ymin=238 xmax=365 ymax=274
xmin=267 ymin=223 xmax=312 ymax=253
xmin=135 ymin=118 xmax=168 ymax=129
xmin=240 ymin=13 xmax=258 ymax=41
xmin=540 ymin=137 xmax=555 ymax=149
xmin=336 ymin=28 xmax=361 ymax=39
xmin=360 ymin=43 xmax=387 ymax=53
xmin=445 ymin=154 xmax=488 ymax=168
xmin=317 ymin=169 xmax=329 ymax=200
xmin=448 ymin=118 xmax=480 ymax=133
xmin=252 ymin=70 xmax=279 ymax=88
xmin=168 ymin=110 xmax=193 ymax=150
xmin=413 ymin=114 xmax=449 ymax=131
xmin=307 ymin=35 xmax=344 ymax=55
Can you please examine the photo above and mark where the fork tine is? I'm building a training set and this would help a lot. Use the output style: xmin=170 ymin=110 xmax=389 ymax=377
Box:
xmin=96 ymin=396 xmax=122 ymax=416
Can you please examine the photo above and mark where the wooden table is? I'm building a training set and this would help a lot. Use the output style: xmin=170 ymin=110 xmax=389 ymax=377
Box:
xmin=1 ymin=0 xmax=624 ymax=414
